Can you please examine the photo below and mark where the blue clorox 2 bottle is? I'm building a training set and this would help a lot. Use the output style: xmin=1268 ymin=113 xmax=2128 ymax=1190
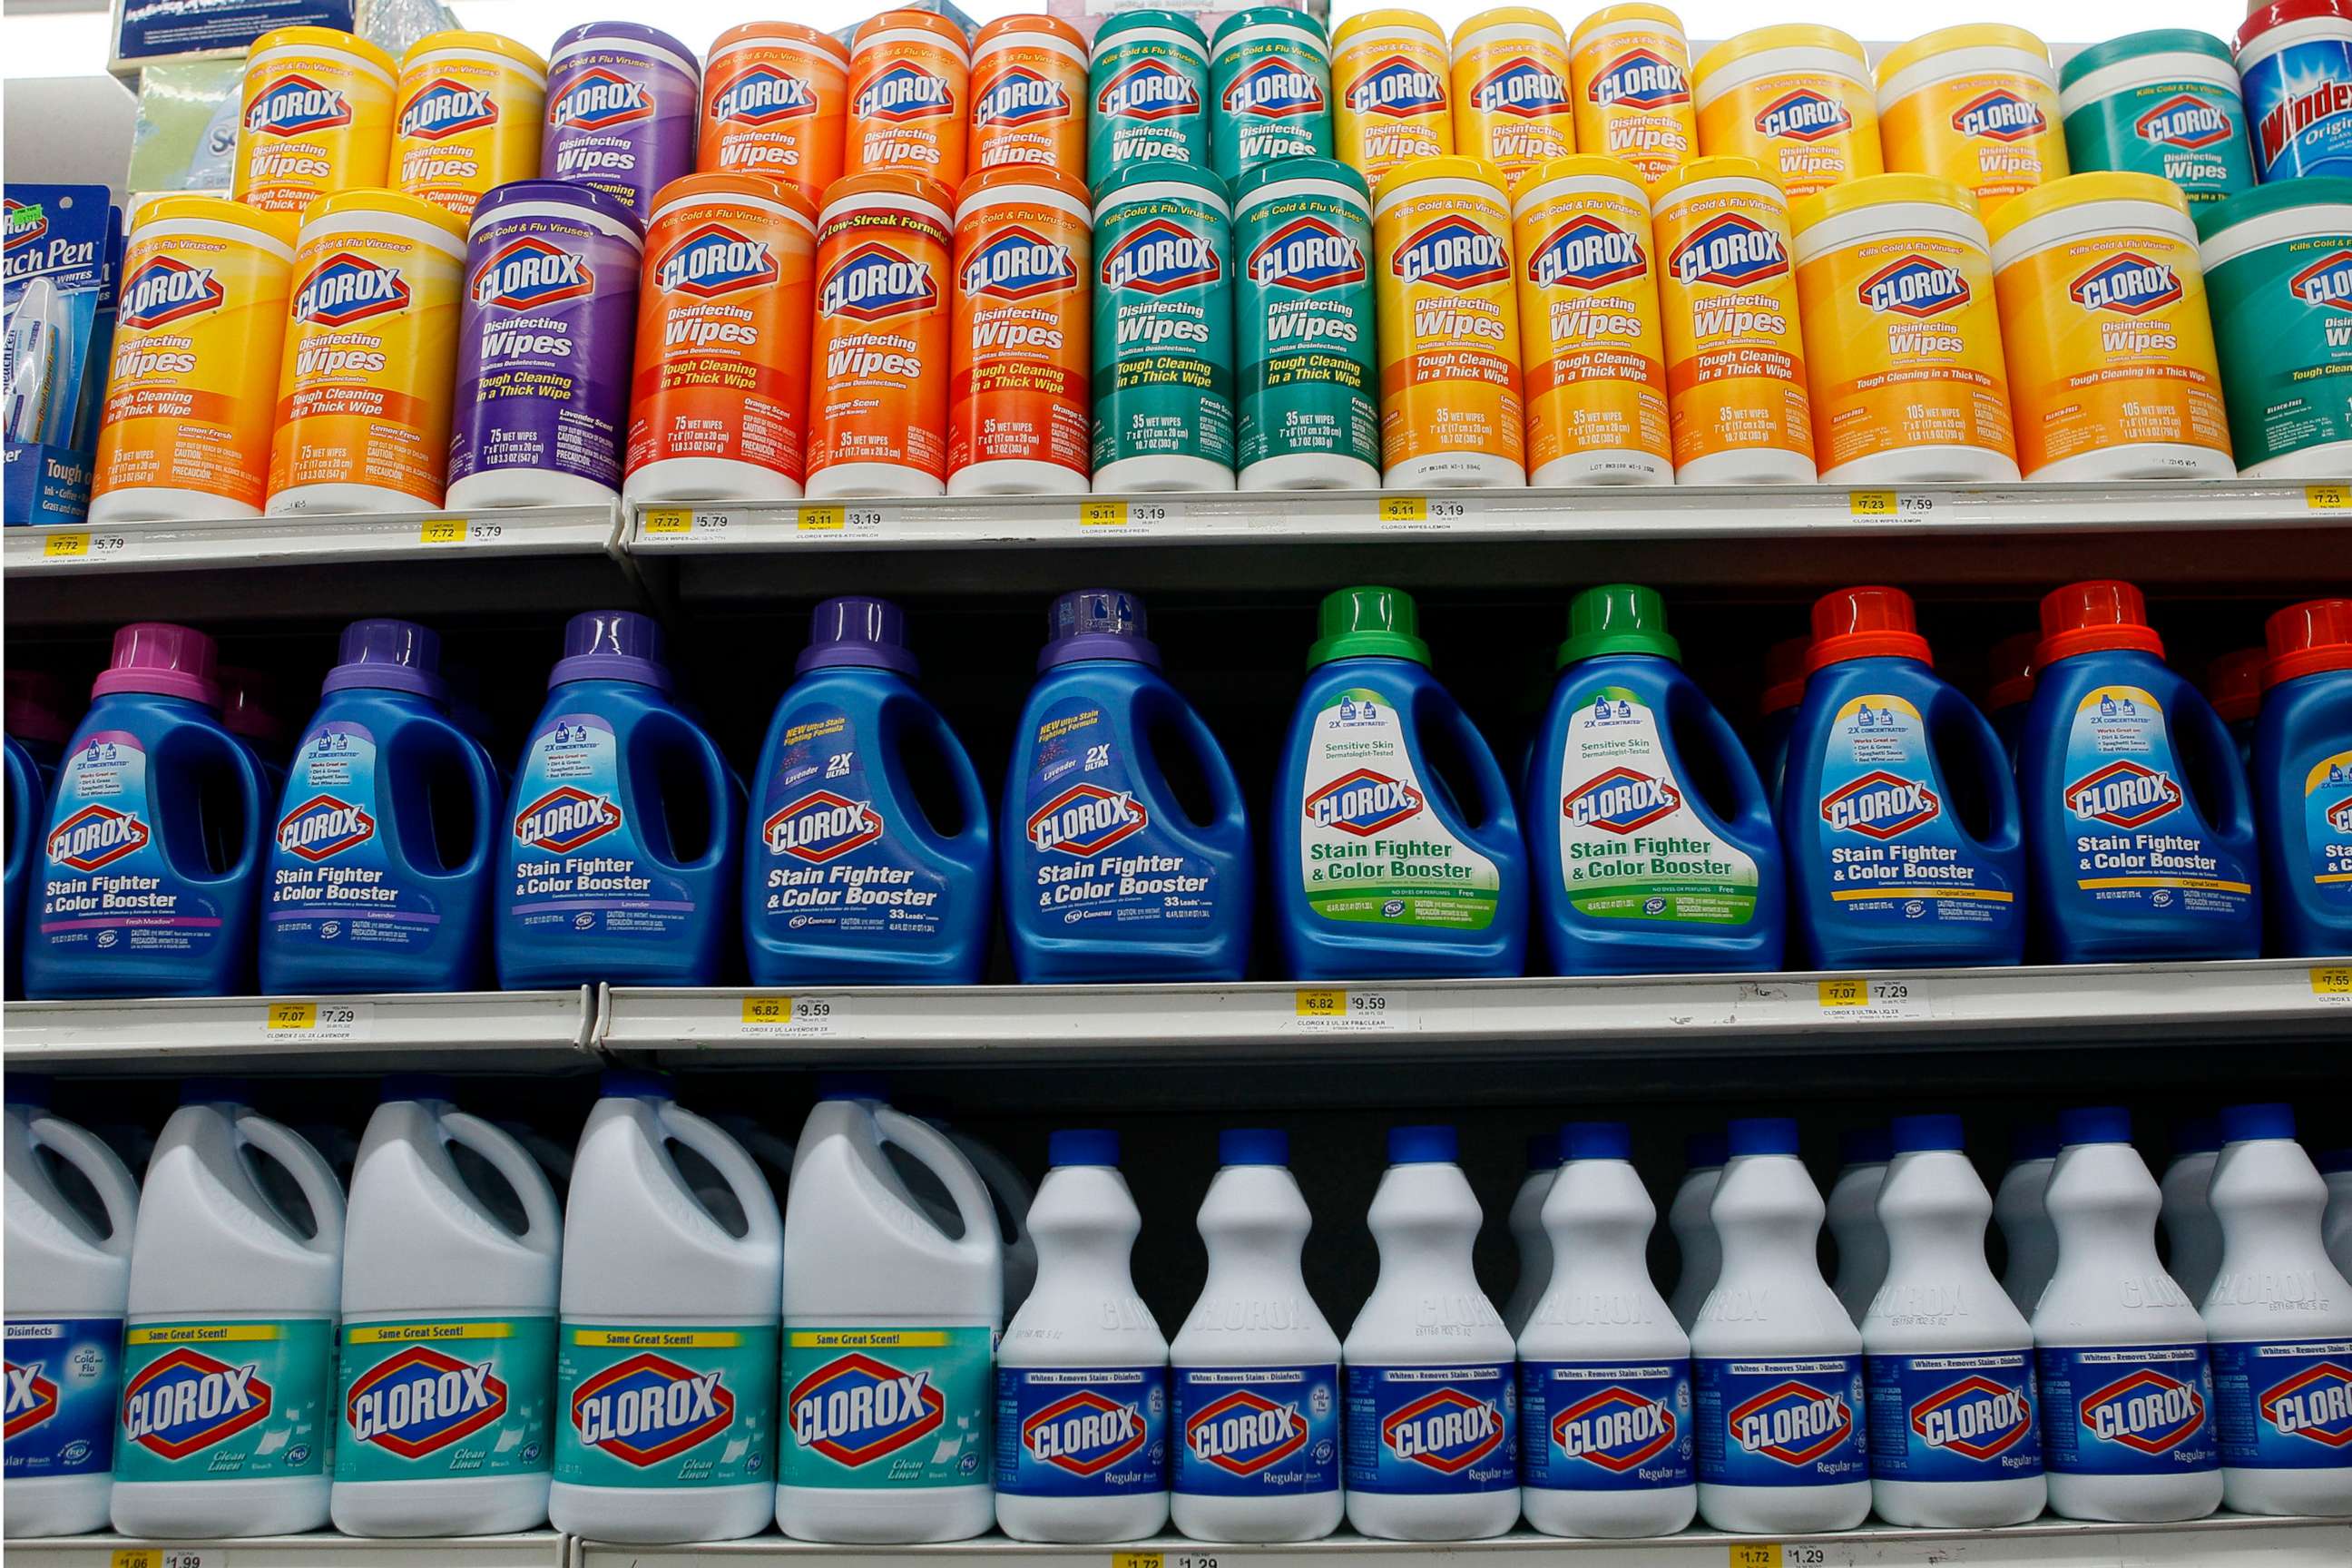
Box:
xmin=1782 ymin=586 xmax=2024 ymax=970
xmin=1750 ymin=634 xmax=1808 ymax=801
xmin=1984 ymin=632 xmax=2038 ymax=764
xmin=498 ymin=612 xmax=741 ymax=989
xmin=2019 ymin=581 xmax=2259 ymax=963
xmin=6 ymin=734 xmax=42 ymax=998
xmin=745 ymin=597 xmax=993 ymax=985
xmin=26 ymin=624 xmax=269 ymax=999
xmin=260 ymin=620 xmax=501 ymax=995
xmin=1275 ymin=585 xmax=1527 ymax=980
xmin=1004 ymin=591 xmax=1252 ymax=983
xmin=2253 ymin=598 xmax=2352 ymax=957
xmin=1529 ymin=584 xmax=1782 ymax=975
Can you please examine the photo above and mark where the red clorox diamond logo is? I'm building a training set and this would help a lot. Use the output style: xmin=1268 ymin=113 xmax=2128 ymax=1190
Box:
xmin=573 ymin=1352 xmax=735 ymax=1466
xmin=2081 ymin=1367 xmax=2205 ymax=1455
xmin=1380 ymin=1386 xmax=1505 ymax=1474
xmin=47 ymin=803 xmax=151 ymax=871
xmin=763 ymin=790 xmax=885 ymax=863
xmin=4 ymin=1361 xmax=59 ymax=1438
xmin=1727 ymin=1380 xmax=1853 ymax=1466
xmin=1552 ymin=1384 xmax=1676 ymax=1473
xmin=1910 ymin=1376 xmax=2034 ymax=1461
xmin=1819 ymin=770 xmax=1941 ymax=839
xmin=1185 ymin=1388 xmax=1308 ymax=1476
xmin=2259 ymin=1361 xmax=2352 ymax=1448
xmin=1563 ymin=767 xmax=1682 ymax=834
xmin=1021 ymin=1388 xmax=1149 ymax=1475
xmin=122 ymin=1348 xmax=273 ymax=1460
xmin=2065 ymin=760 xmax=2182 ymax=828
xmin=512 ymin=786 xmax=623 ymax=853
xmin=276 ymin=793 xmax=376 ymax=862
xmin=347 ymin=1344 xmax=509 ymax=1458
xmin=1027 ymin=782 xmax=1148 ymax=857
xmin=1303 ymin=768 xmax=1424 ymax=837
xmin=788 ymin=1353 xmax=945 ymax=1466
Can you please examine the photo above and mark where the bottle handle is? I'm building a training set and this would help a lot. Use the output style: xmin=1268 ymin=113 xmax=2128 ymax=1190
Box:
xmin=1940 ymin=686 xmax=2024 ymax=853
xmin=919 ymin=698 xmax=992 ymax=844
xmin=874 ymin=1107 xmax=1000 ymax=1264
xmin=1432 ymin=686 xmax=1514 ymax=828
xmin=1683 ymin=682 xmax=1777 ymax=829
xmin=427 ymin=712 xmax=503 ymax=882
xmin=236 ymin=1111 xmax=346 ymax=1261
xmin=658 ymin=1100 xmax=781 ymax=1250
xmin=30 ymin=1114 xmax=140 ymax=1258
xmin=440 ymin=1110 xmax=563 ymax=1254
xmin=2179 ymin=691 xmax=2257 ymax=837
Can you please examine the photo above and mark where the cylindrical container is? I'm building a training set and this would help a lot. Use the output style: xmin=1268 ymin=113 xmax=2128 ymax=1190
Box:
xmin=541 ymin=22 xmax=700 ymax=223
xmin=1448 ymin=7 xmax=1578 ymax=186
xmin=1650 ymin=155 xmax=1815 ymax=484
xmin=446 ymin=180 xmax=643 ymax=508
xmin=1370 ymin=156 xmax=1525 ymax=486
xmin=267 ymin=189 xmax=469 ymax=512
xmin=1986 ymin=172 xmax=2235 ymax=479
xmin=1210 ymin=6 xmax=1335 ymax=181
xmin=947 ymin=163 xmax=1093 ymax=495
xmin=806 ymin=171 xmax=956 ymax=497
xmin=1092 ymin=161 xmax=1236 ymax=491
xmin=1331 ymin=9 xmax=1455 ymax=190
xmin=698 ymin=23 xmax=849 ymax=207
xmin=1510 ymin=154 xmax=1671 ymax=485
xmin=1088 ymin=11 xmax=1212 ymax=184
xmin=1567 ymin=3 xmax=1700 ymax=191
xmin=2059 ymin=31 xmax=2255 ymax=205
xmin=231 ymin=27 xmax=398 ymax=216
xmin=1876 ymin=25 xmax=2066 ymax=218
xmin=844 ymin=9 xmax=970 ymax=191
xmin=1691 ymin=25 xmax=1882 ymax=202
xmin=969 ymin=14 xmax=1089 ymax=172
xmin=91 ymin=198 xmax=299 ymax=523
xmin=1232 ymin=157 xmax=1381 ymax=489
xmin=392 ymin=31 xmax=549 ymax=221
xmin=2197 ymin=177 xmax=2352 ymax=475
xmin=624 ymin=172 xmax=818 ymax=503
xmin=2237 ymin=0 xmax=2352 ymax=182
xmin=1788 ymin=174 xmax=2018 ymax=485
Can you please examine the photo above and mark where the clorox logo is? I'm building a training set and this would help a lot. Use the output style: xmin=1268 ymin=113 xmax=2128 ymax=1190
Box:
xmin=1755 ymin=87 xmax=1849 ymax=142
xmin=764 ymin=790 xmax=885 ymax=862
xmin=47 ymin=804 xmax=151 ymax=871
xmin=1911 ymin=1377 xmax=2033 ymax=1460
xmin=293 ymin=253 xmax=409 ymax=328
xmin=1552 ymin=1385 xmax=1677 ymax=1472
xmin=710 ymin=64 xmax=816 ymax=125
xmin=1391 ymin=217 xmax=1509 ymax=287
xmin=5 ymin=198 xmax=49 ymax=252
xmin=2259 ymin=1362 xmax=2352 ymax=1447
xmin=2291 ymin=250 xmax=2352 ymax=313
xmin=1101 ymin=219 xmax=1220 ymax=295
xmin=573 ymin=1353 xmax=733 ymax=1465
xmin=1028 ymin=783 xmax=1149 ymax=857
xmin=2135 ymin=93 xmax=2231 ymax=150
xmin=1247 ymin=216 xmax=1365 ymax=290
xmin=2070 ymin=253 xmax=2183 ymax=317
xmin=120 ymin=256 xmax=225 ymax=330
xmin=1951 ymin=89 xmax=2045 ymax=142
xmin=789 ymin=1353 xmax=944 ymax=1465
xmin=1347 ymin=55 xmax=1445 ymax=117
xmin=1222 ymin=57 xmax=1325 ymax=119
xmin=1727 ymin=1381 xmax=1852 ymax=1466
xmin=1529 ymin=217 xmax=1645 ymax=289
xmin=1021 ymin=1389 xmax=1148 ymax=1475
xmin=1468 ymin=55 xmax=1571 ymax=117
xmin=2066 ymin=760 xmax=2182 ymax=828
xmin=1186 ymin=1389 xmax=1308 ymax=1475
xmin=122 ymin=1349 xmax=272 ymax=1460
xmin=1382 ymin=1387 xmax=1505 ymax=1473
xmin=1668 ymin=214 xmax=1787 ymax=288
xmin=551 ymin=67 xmax=653 ymax=131
xmin=1588 ymin=48 xmax=1689 ymax=110
xmin=2330 ymin=796 xmax=2352 ymax=835
xmin=1820 ymin=770 xmax=1941 ymax=839
xmin=1097 ymin=58 xmax=1200 ymax=121
xmin=819 ymin=242 xmax=938 ymax=321
xmin=854 ymin=62 xmax=954 ymax=122
xmin=398 ymin=77 xmax=497 ymax=141
xmin=655 ymin=224 xmax=777 ymax=298
xmin=1564 ymin=768 xmax=1682 ymax=834
xmin=2080 ymin=1367 xmax=2205 ymax=1455
xmin=961 ymin=226 xmax=1078 ymax=300
xmin=1304 ymin=769 xmax=1425 ymax=836
xmin=472 ymin=236 xmax=593 ymax=310
xmin=975 ymin=64 xmax=1071 ymax=126
xmin=276 ymin=794 xmax=376 ymax=862
xmin=5 ymin=1361 xmax=59 ymax=1438
xmin=513 ymin=786 xmax=623 ymax=853
xmin=348 ymin=1346 xmax=508 ymax=1458
xmin=1859 ymin=255 xmax=1969 ymax=318
xmin=246 ymin=74 xmax=351 ymax=136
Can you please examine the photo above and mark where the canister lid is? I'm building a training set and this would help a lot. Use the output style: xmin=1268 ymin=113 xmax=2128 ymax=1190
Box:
xmin=2264 ymin=597 xmax=2352 ymax=685
xmin=1231 ymin=155 xmax=1368 ymax=206
xmin=250 ymin=25 xmax=396 ymax=74
xmin=1567 ymin=3 xmax=1687 ymax=42
xmin=973 ymin=14 xmax=1087 ymax=52
xmin=2239 ymin=0 xmax=2352 ymax=55
xmin=1094 ymin=158 xmax=1230 ymax=211
xmin=818 ymin=170 xmax=957 ymax=223
xmin=1984 ymin=171 xmax=2190 ymax=247
xmin=2193 ymin=175 xmax=2352 ymax=242
xmin=708 ymin=21 xmax=848 ymax=63
xmin=300 ymin=188 xmax=470 ymax=243
xmin=1556 ymin=583 xmax=1680 ymax=669
xmin=1333 ymin=9 xmax=1447 ymax=48
xmin=134 ymin=193 xmax=299 ymax=248
xmin=92 ymin=622 xmax=219 ymax=705
xmin=1692 ymin=24 xmax=1866 ymax=84
xmin=1788 ymin=173 xmax=1978 ymax=238
xmin=1093 ymin=10 xmax=1210 ymax=52
xmin=799 ymin=596 xmax=917 ymax=677
xmin=399 ymin=29 xmax=548 ymax=77
xmin=1510 ymin=153 xmax=1649 ymax=204
xmin=957 ymin=162 xmax=1094 ymax=211
xmin=469 ymin=178 xmax=644 ymax=240
xmin=1040 ymin=590 xmax=1160 ymax=671
xmin=550 ymin=20 xmax=698 ymax=68
xmin=1213 ymin=5 xmax=1329 ymax=47
xmin=322 ymin=618 xmax=446 ymax=700
xmin=1876 ymin=25 xmax=2052 ymax=89
xmin=1806 ymin=585 xmax=1932 ymax=671
xmin=649 ymin=171 xmax=820 ymax=226
xmin=1450 ymin=6 xmax=1570 ymax=49
xmin=851 ymin=9 xmax=971 ymax=58
xmin=1652 ymin=154 xmax=1778 ymax=202
xmin=1309 ymin=584 xmax=1430 ymax=668
xmin=1371 ymin=155 xmax=1508 ymax=209
xmin=2060 ymin=28 xmax=2233 ymax=91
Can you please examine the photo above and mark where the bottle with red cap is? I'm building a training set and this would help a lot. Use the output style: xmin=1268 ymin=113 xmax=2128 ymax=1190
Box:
xmin=1749 ymin=633 xmax=1809 ymax=801
xmin=2206 ymin=647 xmax=2267 ymax=768
xmin=1779 ymin=585 xmax=2024 ymax=970
xmin=2254 ymin=596 xmax=2352 ymax=956
xmin=1983 ymin=632 xmax=2039 ymax=764
xmin=2018 ymin=579 xmax=2259 ymax=964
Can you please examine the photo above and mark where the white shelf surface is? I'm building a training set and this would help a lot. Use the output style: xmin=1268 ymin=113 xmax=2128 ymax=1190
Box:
xmin=6 ymin=504 xmax=623 ymax=576
xmin=2 ymin=988 xmax=599 ymax=1073
xmin=6 ymin=1532 xmax=565 ymax=1568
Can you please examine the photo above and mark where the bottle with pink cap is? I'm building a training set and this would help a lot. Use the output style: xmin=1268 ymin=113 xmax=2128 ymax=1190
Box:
xmin=24 ymin=622 xmax=270 ymax=999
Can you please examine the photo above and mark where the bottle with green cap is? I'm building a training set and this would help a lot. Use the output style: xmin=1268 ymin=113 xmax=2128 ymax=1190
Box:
xmin=1527 ymin=585 xmax=1783 ymax=975
xmin=1273 ymin=585 xmax=1527 ymax=979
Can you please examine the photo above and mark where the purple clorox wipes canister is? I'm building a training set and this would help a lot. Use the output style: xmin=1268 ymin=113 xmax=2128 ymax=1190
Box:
xmin=446 ymin=180 xmax=643 ymax=508
xmin=543 ymin=21 xmax=701 ymax=222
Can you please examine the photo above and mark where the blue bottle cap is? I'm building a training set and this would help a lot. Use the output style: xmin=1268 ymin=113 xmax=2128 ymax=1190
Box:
xmin=2013 ymin=1122 xmax=2059 ymax=1162
xmin=5 ymin=1073 xmax=51 ymax=1110
xmin=816 ymin=1071 xmax=887 ymax=1102
xmin=321 ymin=618 xmax=446 ymax=700
xmin=2318 ymin=1147 xmax=2352 ymax=1175
xmin=1050 ymin=1128 xmax=1120 ymax=1167
xmin=2174 ymin=1116 xmax=2223 ymax=1155
xmin=1526 ymin=1132 xmax=1561 ymax=1168
xmin=1728 ymin=1117 xmax=1800 ymax=1158
xmin=1040 ymin=590 xmax=1160 ymax=671
xmin=2060 ymin=1105 xmax=2132 ymax=1147
xmin=1685 ymin=1131 xmax=1728 ymax=1169
xmin=799 ymin=596 xmax=918 ymax=677
xmin=1891 ymin=1114 xmax=1965 ymax=1155
xmin=380 ymin=1073 xmax=456 ymax=1104
xmin=1564 ymin=1121 xmax=1632 ymax=1161
xmin=1388 ymin=1123 xmax=1456 ymax=1164
xmin=1839 ymin=1126 xmax=1892 ymax=1165
xmin=1220 ymin=1127 xmax=1288 ymax=1166
xmin=181 ymin=1076 xmax=250 ymax=1106
xmin=551 ymin=611 xmax=672 ymax=692
xmin=600 ymin=1068 xmax=671 ymax=1100
xmin=2220 ymin=1102 xmax=2296 ymax=1143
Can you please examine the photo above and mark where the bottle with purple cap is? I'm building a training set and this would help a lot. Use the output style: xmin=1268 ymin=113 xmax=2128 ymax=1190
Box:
xmin=742 ymin=597 xmax=993 ymax=985
xmin=260 ymin=619 xmax=502 ymax=996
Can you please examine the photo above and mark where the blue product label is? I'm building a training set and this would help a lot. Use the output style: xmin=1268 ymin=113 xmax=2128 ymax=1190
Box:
xmin=1812 ymin=694 xmax=2018 ymax=933
xmin=2054 ymin=686 xmax=2254 ymax=921
xmin=507 ymin=714 xmax=691 ymax=942
xmin=2035 ymin=1343 xmax=2219 ymax=1475
xmin=1865 ymin=1351 xmax=2042 ymax=1482
xmin=5 ymin=1317 xmax=122 ymax=1478
xmin=754 ymin=708 xmax=951 ymax=947
xmin=114 ymin=0 xmax=353 ymax=63
xmin=2210 ymin=1338 xmax=2352 ymax=1468
xmin=266 ymin=720 xmax=439 ymax=952
xmin=1518 ymin=1359 xmax=1693 ymax=1492
xmin=39 ymin=730 xmax=227 ymax=961
xmin=994 ymin=1365 xmax=1168 ymax=1497
xmin=1171 ymin=1363 xmax=1338 ymax=1496
xmin=2296 ymin=749 xmax=2352 ymax=906
xmin=1694 ymin=1356 xmax=1868 ymax=1487
xmin=2243 ymin=39 xmax=2352 ymax=181
xmin=1021 ymin=695 xmax=1222 ymax=935
xmin=1343 ymin=1363 xmax=1515 ymax=1494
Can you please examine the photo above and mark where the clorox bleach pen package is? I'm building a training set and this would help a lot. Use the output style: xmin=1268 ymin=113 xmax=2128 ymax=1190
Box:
xmin=5 ymin=185 xmax=119 ymax=526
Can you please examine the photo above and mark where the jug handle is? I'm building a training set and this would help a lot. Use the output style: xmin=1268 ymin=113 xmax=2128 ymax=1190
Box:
xmin=2179 ymin=692 xmax=2257 ymax=835
xmin=911 ymin=697 xmax=991 ymax=843
xmin=237 ymin=1111 xmax=346 ymax=1262
xmin=1937 ymin=686 xmax=2025 ymax=854
xmin=1165 ymin=685 xmax=1250 ymax=831
xmin=434 ymin=715 xmax=504 ymax=881
xmin=874 ymin=1107 xmax=999 ymax=1262
xmin=1432 ymin=686 xmax=1514 ymax=828
xmin=1685 ymin=691 xmax=1776 ymax=831
xmin=658 ymin=1100 xmax=781 ymax=1249
xmin=30 ymin=1113 xmax=140 ymax=1259
xmin=441 ymin=1110 xmax=563 ymax=1254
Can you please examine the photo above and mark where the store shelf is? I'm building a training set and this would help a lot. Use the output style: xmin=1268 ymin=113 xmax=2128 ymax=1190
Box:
xmin=6 ymin=1532 xmax=566 ymax=1568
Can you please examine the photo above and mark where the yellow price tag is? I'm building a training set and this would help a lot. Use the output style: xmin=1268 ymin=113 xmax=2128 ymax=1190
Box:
xmin=1729 ymin=1546 xmax=1783 ymax=1568
xmin=1380 ymin=495 xmax=1427 ymax=523
xmin=1849 ymin=490 xmax=1897 ymax=518
xmin=112 ymin=1551 xmax=159 ymax=1568
xmin=1295 ymin=987 xmax=1346 ymax=1018
xmin=2307 ymin=485 xmax=2352 ymax=511
xmin=418 ymin=516 xmax=466 ymax=544
xmin=42 ymin=530 xmax=91 ymax=558
xmin=2314 ymin=965 xmax=2352 ymax=995
xmin=1112 ymin=1553 xmax=1165 ymax=1568
xmin=268 ymin=1001 xmax=318 ymax=1030
xmin=1818 ymin=977 xmax=1866 ymax=1008
xmin=642 ymin=507 xmax=693 ymax=535
xmin=742 ymin=995 xmax=791 ymax=1024
xmin=1081 ymin=499 xmax=1128 ymax=526
xmin=799 ymin=504 xmax=845 ymax=531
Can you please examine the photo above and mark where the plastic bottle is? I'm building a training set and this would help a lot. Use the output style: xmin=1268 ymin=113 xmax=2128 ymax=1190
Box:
xmin=806 ymin=172 xmax=956 ymax=499
xmin=1996 ymin=1124 xmax=2060 ymax=1317
xmin=2236 ymin=0 xmax=2352 ymax=182
xmin=1276 ymin=585 xmax=1528 ymax=980
xmin=780 ymin=1092 xmax=1000 ymax=1543
xmin=970 ymin=15 xmax=1088 ymax=173
xmin=2033 ymin=1105 xmax=2222 ymax=1522
xmin=995 ymin=1129 xmax=1169 ymax=1543
xmin=1518 ymin=1120 xmax=1696 ymax=1539
xmin=1088 ymin=11 xmax=1211 ymax=182
xmin=1330 ymin=8 xmax=1453 ymax=188
xmin=843 ymin=10 xmax=968 ymax=190
xmin=699 ymin=23 xmax=848 ymax=206
xmin=230 ymin=28 xmax=399 ymax=216
xmin=1171 ymin=1129 xmax=1343 ymax=1543
xmin=1093 ymin=162 xmax=1237 ymax=492
xmin=2201 ymin=1102 xmax=2352 ymax=1515
xmin=1863 ymin=1113 xmax=2047 ymax=1527
xmin=1529 ymin=584 xmax=1782 ymax=975
xmin=5 ymin=1081 xmax=138 ymax=1537
xmin=542 ymin=23 xmax=699 ymax=222
xmin=1691 ymin=25 xmax=1882 ymax=201
xmin=2161 ymin=1119 xmax=2226 ymax=1309
xmin=332 ymin=1079 xmax=561 ymax=1536
xmin=1232 ymin=157 xmax=1383 ymax=491
xmin=1211 ymin=7 xmax=1334 ymax=179
xmin=744 ymin=597 xmax=992 ymax=985
xmin=2020 ymin=580 xmax=2260 ymax=961
xmin=393 ymin=32 xmax=548 ymax=221
xmin=550 ymin=1073 xmax=779 ymax=1544
xmin=1984 ymin=631 xmax=2039 ymax=762
xmin=1749 ymin=635 xmax=1808 ymax=799
xmin=2059 ymin=31 xmax=2256 ymax=205
xmin=1828 ymin=1127 xmax=1889 ymax=1329
xmin=1668 ymin=1132 xmax=1724 ymax=1331
xmin=2322 ymin=1149 xmax=2352 ymax=1280
xmin=7 ymin=669 xmax=73 ymax=788
xmin=1501 ymin=1133 xmax=1557 ymax=1338
xmin=1690 ymin=1116 xmax=1870 ymax=1533
xmin=1566 ymin=4 xmax=1700 ymax=191
xmin=6 ymin=734 xmax=42 ymax=999
xmin=947 ymin=163 xmax=1093 ymax=495
xmin=1448 ymin=7 xmax=1577 ymax=184
xmin=220 ymin=668 xmax=291 ymax=800
xmin=1003 ymin=590 xmax=1253 ymax=984
xmin=112 ymin=1083 xmax=345 ymax=1536
xmin=2256 ymin=598 xmax=2352 ymax=956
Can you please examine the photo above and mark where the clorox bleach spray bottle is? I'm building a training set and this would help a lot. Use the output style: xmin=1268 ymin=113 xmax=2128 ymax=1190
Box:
xmin=780 ymin=1088 xmax=1001 ymax=1542
xmin=2031 ymin=1106 xmax=2221 ymax=1522
xmin=995 ymin=1130 xmax=1170 ymax=1543
xmin=1690 ymin=1117 xmax=1869 ymax=1533
xmin=1171 ymin=1129 xmax=1344 ymax=1542
xmin=1517 ymin=1120 xmax=1696 ymax=1540
xmin=1343 ymin=1124 xmax=1517 ymax=1540
xmin=2200 ymin=1102 xmax=2352 ymax=1516
xmin=1861 ymin=1114 xmax=2046 ymax=1527
xmin=5 ymin=1078 xmax=139 ymax=1537
xmin=550 ymin=1072 xmax=780 ymax=1544
xmin=113 ymin=1082 xmax=345 ymax=1537
xmin=1828 ymin=1127 xmax=1889 ymax=1328
xmin=333 ymin=1075 xmax=561 ymax=1536
xmin=2161 ymin=1119 xmax=2225 ymax=1308
xmin=1668 ymin=1132 xmax=1725 ymax=1331
xmin=1996 ymin=1125 xmax=2060 ymax=1317
xmin=1502 ymin=1133 xmax=1558 ymax=1338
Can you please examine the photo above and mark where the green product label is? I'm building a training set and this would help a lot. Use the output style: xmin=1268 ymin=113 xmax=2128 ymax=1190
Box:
xmin=1555 ymin=687 xmax=1759 ymax=923
xmin=1210 ymin=33 xmax=1333 ymax=178
xmin=781 ymin=1326 xmax=995 ymax=1491
xmin=2060 ymin=81 xmax=2254 ymax=203
xmin=2207 ymin=235 xmax=2352 ymax=467
xmin=1234 ymin=187 xmax=1380 ymax=474
xmin=1093 ymin=192 xmax=1235 ymax=473
xmin=554 ymin=1322 xmax=778 ymax=1489
xmin=1089 ymin=40 xmax=1210 ymax=184
xmin=335 ymin=1316 xmax=554 ymax=1482
xmin=1298 ymin=687 xmax=1499 ymax=927
xmin=115 ymin=1318 xmax=335 ymax=1482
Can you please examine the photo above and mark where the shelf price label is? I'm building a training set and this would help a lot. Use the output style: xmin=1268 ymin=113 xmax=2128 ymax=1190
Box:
xmin=1291 ymin=987 xmax=1408 ymax=1031
xmin=42 ymin=529 xmax=90 ymax=557
xmin=2313 ymin=965 xmax=2352 ymax=1003
xmin=1377 ymin=495 xmax=1469 ymax=525
xmin=419 ymin=516 xmax=505 ymax=545
xmin=643 ymin=507 xmax=731 ymax=538
xmin=2307 ymin=484 xmax=2352 ymax=511
xmin=1081 ymin=499 xmax=1175 ymax=528
xmin=1115 ymin=1553 xmax=1225 ymax=1568
xmin=1849 ymin=491 xmax=1935 ymax=519
xmin=1816 ymin=976 xmax=1929 ymax=1021
xmin=264 ymin=1001 xmax=373 ymax=1040
xmin=740 ymin=994 xmax=841 ymax=1036
xmin=112 ymin=1550 xmax=213 ymax=1568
